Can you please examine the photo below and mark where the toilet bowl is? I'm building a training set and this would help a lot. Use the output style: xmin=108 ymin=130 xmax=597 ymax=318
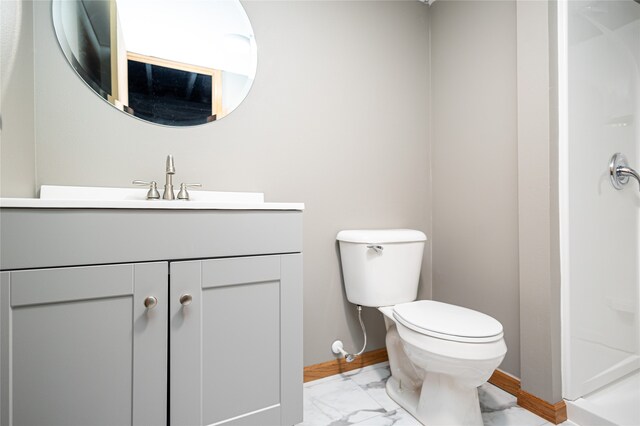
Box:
xmin=380 ymin=302 xmax=506 ymax=425
xmin=337 ymin=229 xmax=507 ymax=426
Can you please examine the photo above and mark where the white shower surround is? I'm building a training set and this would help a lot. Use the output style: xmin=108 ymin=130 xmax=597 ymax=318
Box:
xmin=560 ymin=0 xmax=640 ymax=424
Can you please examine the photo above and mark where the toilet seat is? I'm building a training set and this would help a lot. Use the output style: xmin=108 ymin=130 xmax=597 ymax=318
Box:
xmin=393 ymin=300 xmax=504 ymax=343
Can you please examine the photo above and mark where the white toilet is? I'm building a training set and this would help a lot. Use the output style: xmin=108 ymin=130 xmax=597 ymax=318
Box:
xmin=337 ymin=229 xmax=507 ymax=426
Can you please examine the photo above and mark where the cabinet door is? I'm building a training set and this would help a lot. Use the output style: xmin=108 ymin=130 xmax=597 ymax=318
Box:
xmin=0 ymin=263 xmax=167 ymax=426
xmin=170 ymin=254 xmax=302 ymax=426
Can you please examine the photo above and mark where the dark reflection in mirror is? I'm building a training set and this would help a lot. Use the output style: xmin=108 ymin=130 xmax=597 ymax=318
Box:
xmin=128 ymin=61 xmax=214 ymax=125
xmin=52 ymin=0 xmax=257 ymax=127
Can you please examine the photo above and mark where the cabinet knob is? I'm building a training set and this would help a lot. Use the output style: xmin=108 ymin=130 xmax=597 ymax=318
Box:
xmin=179 ymin=294 xmax=193 ymax=306
xmin=144 ymin=296 xmax=158 ymax=309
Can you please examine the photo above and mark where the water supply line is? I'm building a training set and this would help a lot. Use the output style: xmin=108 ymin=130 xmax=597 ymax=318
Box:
xmin=331 ymin=305 xmax=367 ymax=363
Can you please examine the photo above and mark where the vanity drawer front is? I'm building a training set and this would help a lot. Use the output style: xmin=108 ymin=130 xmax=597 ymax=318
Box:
xmin=0 ymin=209 xmax=303 ymax=270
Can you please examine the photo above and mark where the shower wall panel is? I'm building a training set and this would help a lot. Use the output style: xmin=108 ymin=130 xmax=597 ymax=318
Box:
xmin=563 ymin=0 xmax=640 ymax=400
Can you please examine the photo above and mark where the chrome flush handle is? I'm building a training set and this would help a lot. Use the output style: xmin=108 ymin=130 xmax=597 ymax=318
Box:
xmin=610 ymin=153 xmax=640 ymax=191
xmin=367 ymin=245 xmax=384 ymax=254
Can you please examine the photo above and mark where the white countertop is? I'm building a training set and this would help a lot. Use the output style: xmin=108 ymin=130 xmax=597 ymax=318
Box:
xmin=0 ymin=185 xmax=304 ymax=211
xmin=0 ymin=198 xmax=304 ymax=210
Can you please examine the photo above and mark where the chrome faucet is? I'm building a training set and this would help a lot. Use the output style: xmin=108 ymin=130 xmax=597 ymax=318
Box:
xmin=163 ymin=155 xmax=176 ymax=200
xmin=134 ymin=155 xmax=201 ymax=200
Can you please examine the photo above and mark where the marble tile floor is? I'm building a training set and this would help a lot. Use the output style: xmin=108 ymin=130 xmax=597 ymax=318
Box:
xmin=299 ymin=362 xmax=578 ymax=426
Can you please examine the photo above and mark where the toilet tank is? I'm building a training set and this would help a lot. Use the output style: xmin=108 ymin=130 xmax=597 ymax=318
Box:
xmin=337 ymin=229 xmax=427 ymax=307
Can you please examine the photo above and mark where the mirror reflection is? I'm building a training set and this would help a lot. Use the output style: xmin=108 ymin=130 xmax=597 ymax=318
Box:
xmin=52 ymin=0 xmax=257 ymax=126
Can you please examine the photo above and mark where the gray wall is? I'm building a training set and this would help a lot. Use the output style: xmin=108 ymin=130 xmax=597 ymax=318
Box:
xmin=0 ymin=0 xmax=36 ymax=197
xmin=516 ymin=0 xmax=562 ymax=403
xmin=430 ymin=0 xmax=520 ymax=377
xmin=8 ymin=0 xmax=432 ymax=366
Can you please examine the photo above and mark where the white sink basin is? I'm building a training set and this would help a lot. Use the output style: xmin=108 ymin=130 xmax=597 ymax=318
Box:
xmin=0 ymin=185 xmax=304 ymax=211
xmin=39 ymin=185 xmax=265 ymax=203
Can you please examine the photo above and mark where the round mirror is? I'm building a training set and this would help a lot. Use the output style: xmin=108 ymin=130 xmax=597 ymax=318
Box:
xmin=52 ymin=0 xmax=257 ymax=127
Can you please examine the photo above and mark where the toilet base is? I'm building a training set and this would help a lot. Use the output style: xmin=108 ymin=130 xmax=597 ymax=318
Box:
xmin=385 ymin=373 xmax=483 ymax=426
xmin=386 ymin=376 xmax=420 ymax=420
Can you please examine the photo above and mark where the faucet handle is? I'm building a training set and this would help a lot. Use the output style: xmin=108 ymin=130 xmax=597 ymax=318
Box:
xmin=132 ymin=180 xmax=161 ymax=200
xmin=177 ymin=183 xmax=202 ymax=201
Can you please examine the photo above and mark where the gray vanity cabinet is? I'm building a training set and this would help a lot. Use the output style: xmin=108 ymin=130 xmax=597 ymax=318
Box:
xmin=0 ymin=208 xmax=303 ymax=426
xmin=0 ymin=262 xmax=168 ymax=426
xmin=170 ymin=254 xmax=303 ymax=426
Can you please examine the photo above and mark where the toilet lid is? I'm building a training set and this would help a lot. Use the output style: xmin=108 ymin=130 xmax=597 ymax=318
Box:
xmin=393 ymin=300 xmax=503 ymax=343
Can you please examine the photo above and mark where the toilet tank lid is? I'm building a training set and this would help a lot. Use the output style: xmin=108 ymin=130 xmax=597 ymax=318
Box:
xmin=337 ymin=229 xmax=427 ymax=244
